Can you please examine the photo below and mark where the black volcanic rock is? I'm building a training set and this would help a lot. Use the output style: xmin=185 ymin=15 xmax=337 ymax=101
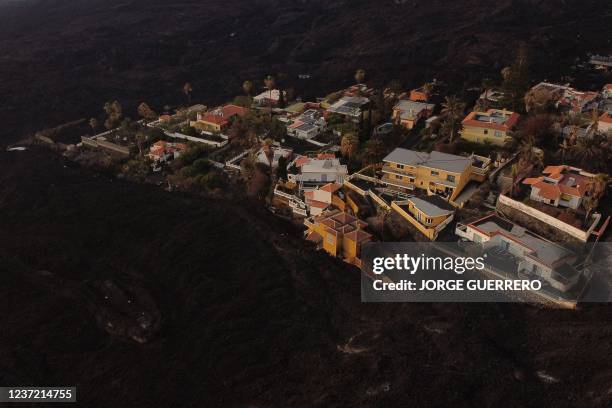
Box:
xmin=1 ymin=148 xmax=612 ymax=407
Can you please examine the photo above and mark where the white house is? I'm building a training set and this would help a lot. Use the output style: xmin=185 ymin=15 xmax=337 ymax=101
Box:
xmin=456 ymin=214 xmax=580 ymax=293
xmin=288 ymin=154 xmax=348 ymax=189
xmin=522 ymin=165 xmax=594 ymax=210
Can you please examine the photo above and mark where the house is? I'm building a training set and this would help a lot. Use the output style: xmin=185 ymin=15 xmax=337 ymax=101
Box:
xmin=589 ymin=55 xmax=612 ymax=71
xmin=455 ymin=214 xmax=580 ymax=293
xmin=326 ymin=96 xmax=370 ymax=122
xmin=392 ymin=100 xmax=436 ymax=130
xmin=603 ymin=84 xmax=612 ymax=99
xmin=303 ymin=183 xmax=344 ymax=215
xmin=304 ymin=209 xmax=372 ymax=266
xmin=190 ymin=104 xmax=249 ymax=133
xmin=479 ymin=89 xmax=508 ymax=104
xmin=391 ymin=194 xmax=455 ymax=240
xmin=598 ymin=111 xmax=612 ymax=133
xmin=522 ymin=165 xmax=595 ymax=210
xmin=560 ymin=125 xmax=589 ymax=140
xmin=460 ymin=109 xmax=520 ymax=146
xmin=253 ymin=89 xmax=286 ymax=107
xmin=380 ymin=148 xmax=491 ymax=203
xmin=148 ymin=141 xmax=188 ymax=169
xmin=528 ymin=82 xmax=600 ymax=114
xmin=256 ymin=144 xmax=293 ymax=168
xmin=287 ymin=109 xmax=326 ymax=140
xmin=288 ymin=154 xmax=348 ymax=189
xmin=409 ymin=87 xmax=430 ymax=102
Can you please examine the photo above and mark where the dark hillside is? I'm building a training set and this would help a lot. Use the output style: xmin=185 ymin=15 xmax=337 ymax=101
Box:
xmin=0 ymin=0 xmax=610 ymax=143
xmin=1 ymin=149 xmax=612 ymax=407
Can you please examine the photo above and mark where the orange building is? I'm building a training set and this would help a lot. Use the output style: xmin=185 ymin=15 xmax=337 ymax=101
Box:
xmin=304 ymin=210 xmax=372 ymax=266
xmin=190 ymin=104 xmax=249 ymax=133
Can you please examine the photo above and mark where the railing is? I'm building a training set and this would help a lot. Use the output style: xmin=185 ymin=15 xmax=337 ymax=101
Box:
xmin=381 ymin=165 xmax=416 ymax=177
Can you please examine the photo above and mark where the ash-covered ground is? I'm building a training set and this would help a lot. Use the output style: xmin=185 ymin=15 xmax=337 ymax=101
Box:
xmin=1 ymin=149 xmax=611 ymax=407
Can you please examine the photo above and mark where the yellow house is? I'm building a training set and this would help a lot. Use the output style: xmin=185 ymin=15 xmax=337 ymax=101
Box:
xmin=460 ymin=109 xmax=520 ymax=146
xmin=381 ymin=148 xmax=478 ymax=203
xmin=304 ymin=210 xmax=372 ymax=266
xmin=392 ymin=100 xmax=435 ymax=129
xmin=391 ymin=195 xmax=455 ymax=240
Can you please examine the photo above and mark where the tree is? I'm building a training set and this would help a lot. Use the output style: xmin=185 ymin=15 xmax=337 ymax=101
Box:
xmin=135 ymin=131 xmax=147 ymax=156
xmin=89 ymin=118 xmax=99 ymax=132
xmin=276 ymin=156 xmax=288 ymax=181
xmin=103 ymin=100 xmax=122 ymax=130
xmin=137 ymin=102 xmax=157 ymax=121
xmin=262 ymin=138 xmax=275 ymax=166
xmin=501 ymin=43 xmax=531 ymax=112
xmin=242 ymin=80 xmax=253 ymax=96
xmin=524 ymin=88 xmax=554 ymax=113
xmin=264 ymin=75 xmax=276 ymax=116
xmin=183 ymin=82 xmax=193 ymax=103
xmin=355 ymin=69 xmax=366 ymax=84
xmin=377 ymin=206 xmax=391 ymax=241
xmin=440 ymin=96 xmax=465 ymax=143
xmin=340 ymin=133 xmax=359 ymax=161
xmin=519 ymin=114 xmax=553 ymax=144
xmin=422 ymin=82 xmax=435 ymax=99
xmin=362 ymin=138 xmax=386 ymax=165
xmin=509 ymin=163 xmax=520 ymax=197
xmin=570 ymin=133 xmax=606 ymax=170
xmin=582 ymin=194 xmax=598 ymax=225
xmin=277 ymin=88 xmax=286 ymax=109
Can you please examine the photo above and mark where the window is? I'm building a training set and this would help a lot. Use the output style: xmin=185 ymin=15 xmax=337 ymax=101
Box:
xmin=447 ymin=175 xmax=455 ymax=183
xmin=425 ymin=218 xmax=433 ymax=224
xmin=409 ymin=177 xmax=415 ymax=183
xmin=494 ymin=130 xmax=502 ymax=137
xmin=483 ymin=129 xmax=488 ymax=135
xmin=396 ymin=175 xmax=403 ymax=180
xmin=326 ymin=235 xmax=334 ymax=245
xmin=397 ymin=164 xmax=404 ymax=170
xmin=431 ymin=170 xmax=439 ymax=176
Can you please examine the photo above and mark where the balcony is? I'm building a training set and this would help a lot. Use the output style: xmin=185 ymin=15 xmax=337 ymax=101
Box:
xmin=381 ymin=174 xmax=416 ymax=190
xmin=382 ymin=165 xmax=416 ymax=178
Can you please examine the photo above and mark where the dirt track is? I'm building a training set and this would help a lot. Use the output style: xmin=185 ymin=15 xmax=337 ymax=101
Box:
xmin=1 ymin=149 xmax=611 ymax=407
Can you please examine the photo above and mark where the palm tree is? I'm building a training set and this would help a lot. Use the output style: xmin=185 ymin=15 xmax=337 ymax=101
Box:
xmin=590 ymin=173 xmax=609 ymax=201
xmin=135 ymin=131 xmax=147 ymax=156
xmin=422 ymin=82 xmax=435 ymax=99
xmin=340 ymin=133 xmax=359 ymax=161
xmin=570 ymin=134 xmax=605 ymax=169
xmin=559 ymin=139 xmax=570 ymax=163
xmin=137 ymin=102 xmax=156 ymax=121
xmin=510 ymin=163 xmax=520 ymax=197
xmin=183 ymin=83 xmax=193 ymax=103
xmin=262 ymin=138 xmax=274 ymax=166
xmin=355 ymin=69 xmax=366 ymax=84
xmin=89 ymin=118 xmax=99 ymax=132
xmin=377 ymin=206 xmax=391 ymax=241
xmin=441 ymin=96 xmax=465 ymax=143
xmin=582 ymin=194 xmax=598 ymax=225
xmin=264 ymin=75 xmax=275 ymax=117
xmin=242 ymin=80 xmax=253 ymax=96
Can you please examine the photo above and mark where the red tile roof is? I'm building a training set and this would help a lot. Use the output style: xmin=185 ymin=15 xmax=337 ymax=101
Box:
xmin=197 ymin=104 xmax=249 ymax=126
xmin=600 ymin=111 xmax=612 ymax=124
xmin=523 ymin=165 xmax=592 ymax=200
